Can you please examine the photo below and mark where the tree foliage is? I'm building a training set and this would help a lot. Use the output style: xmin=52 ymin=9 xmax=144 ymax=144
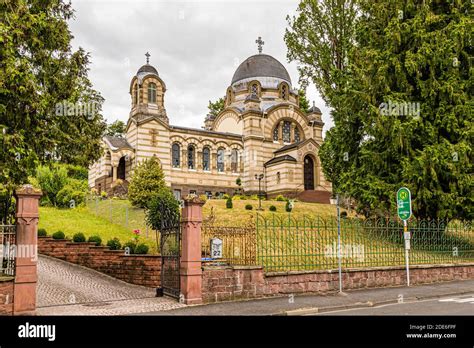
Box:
xmin=298 ymin=89 xmax=310 ymax=114
xmin=128 ymin=156 xmax=167 ymax=208
xmin=145 ymin=190 xmax=180 ymax=231
xmin=207 ymin=97 xmax=225 ymax=118
xmin=106 ymin=120 xmax=126 ymax=137
xmin=0 ymin=0 xmax=106 ymax=220
xmin=286 ymin=0 xmax=473 ymax=220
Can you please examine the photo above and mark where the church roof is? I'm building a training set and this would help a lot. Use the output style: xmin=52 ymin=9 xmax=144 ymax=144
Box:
xmin=104 ymin=135 xmax=133 ymax=151
xmin=274 ymin=141 xmax=303 ymax=154
xmin=231 ymin=54 xmax=291 ymax=85
xmin=264 ymin=155 xmax=297 ymax=167
xmin=137 ymin=64 xmax=159 ymax=76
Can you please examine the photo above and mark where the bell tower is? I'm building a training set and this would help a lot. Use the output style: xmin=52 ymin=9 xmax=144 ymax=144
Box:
xmin=129 ymin=52 xmax=168 ymax=123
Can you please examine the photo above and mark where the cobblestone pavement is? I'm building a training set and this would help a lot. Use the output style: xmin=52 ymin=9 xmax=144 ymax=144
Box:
xmin=37 ymin=255 xmax=186 ymax=315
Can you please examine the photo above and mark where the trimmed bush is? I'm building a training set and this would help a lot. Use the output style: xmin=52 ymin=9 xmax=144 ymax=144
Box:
xmin=275 ymin=195 xmax=286 ymax=201
xmin=135 ymin=243 xmax=149 ymax=255
xmin=123 ymin=241 xmax=136 ymax=254
xmin=285 ymin=200 xmax=293 ymax=212
xmin=245 ymin=204 xmax=253 ymax=210
xmin=88 ymin=235 xmax=102 ymax=246
xmin=37 ymin=228 xmax=47 ymax=237
xmin=52 ymin=231 xmax=66 ymax=240
xmin=106 ymin=238 xmax=122 ymax=250
xmin=72 ymin=232 xmax=86 ymax=242
xmin=226 ymin=197 xmax=233 ymax=209
xmin=128 ymin=156 xmax=167 ymax=208
xmin=269 ymin=205 xmax=277 ymax=212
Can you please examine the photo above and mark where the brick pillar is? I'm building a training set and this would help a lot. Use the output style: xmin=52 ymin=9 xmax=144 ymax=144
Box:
xmin=180 ymin=196 xmax=205 ymax=305
xmin=14 ymin=184 xmax=42 ymax=315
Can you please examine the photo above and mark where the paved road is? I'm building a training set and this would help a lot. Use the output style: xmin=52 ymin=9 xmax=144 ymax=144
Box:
xmin=37 ymin=255 xmax=185 ymax=315
xmin=147 ymin=279 xmax=474 ymax=316
xmin=315 ymin=294 xmax=474 ymax=315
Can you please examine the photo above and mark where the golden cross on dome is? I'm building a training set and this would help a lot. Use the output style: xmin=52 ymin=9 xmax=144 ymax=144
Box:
xmin=255 ymin=36 xmax=264 ymax=54
xmin=145 ymin=52 xmax=150 ymax=64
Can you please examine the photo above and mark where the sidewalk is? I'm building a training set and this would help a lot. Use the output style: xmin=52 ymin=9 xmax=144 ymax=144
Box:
xmin=144 ymin=279 xmax=474 ymax=316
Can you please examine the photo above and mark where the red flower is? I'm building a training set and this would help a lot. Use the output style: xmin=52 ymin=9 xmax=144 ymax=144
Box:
xmin=133 ymin=229 xmax=141 ymax=235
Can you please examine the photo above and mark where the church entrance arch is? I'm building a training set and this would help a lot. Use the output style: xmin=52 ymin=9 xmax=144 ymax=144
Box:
xmin=303 ymin=155 xmax=315 ymax=190
xmin=117 ymin=157 xmax=126 ymax=180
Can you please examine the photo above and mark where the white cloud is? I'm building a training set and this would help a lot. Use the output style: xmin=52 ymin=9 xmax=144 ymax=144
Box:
xmin=69 ymin=0 xmax=333 ymax=133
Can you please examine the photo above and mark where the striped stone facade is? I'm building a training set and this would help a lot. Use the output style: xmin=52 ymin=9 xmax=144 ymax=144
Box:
xmin=88 ymin=52 xmax=332 ymax=201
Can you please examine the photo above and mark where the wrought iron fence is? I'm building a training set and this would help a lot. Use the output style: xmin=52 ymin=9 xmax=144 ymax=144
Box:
xmin=0 ymin=225 xmax=16 ymax=276
xmin=201 ymin=211 xmax=257 ymax=265
xmin=256 ymin=215 xmax=474 ymax=272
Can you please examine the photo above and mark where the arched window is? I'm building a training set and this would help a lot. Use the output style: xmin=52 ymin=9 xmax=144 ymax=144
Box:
xmin=280 ymin=84 xmax=288 ymax=100
xmin=294 ymin=127 xmax=301 ymax=143
xmin=148 ymin=82 xmax=156 ymax=103
xmin=251 ymin=83 xmax=258 ymax=95
xmin=202 ymin=147 xmax=210 ymax=171
xmin=172 ymin=143 xmax=180 ymax=168
xmin=231 ymin=149 xmax=238 ymax=172
xmin=187 ymin=145 xmax=195 ymax=169
xmin=132 ymin=84 xmax=138 ymax=105
xmin=217 ymin=148 xmax=225 ymax=172
xmin=273 ymin=127 xmax=279 ymax=141
xmin=282 ymin=121 xmax=291 ymax=143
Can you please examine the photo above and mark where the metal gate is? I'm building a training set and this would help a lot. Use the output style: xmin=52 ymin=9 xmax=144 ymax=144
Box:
xmin=158 ymin=202 xmax=181 ymax=299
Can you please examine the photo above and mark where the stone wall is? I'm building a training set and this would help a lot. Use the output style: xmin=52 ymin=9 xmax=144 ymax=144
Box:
xmin=202 ymin=263 xmax=474 ymax=303
xmin=38 ymin=236 xmax=161 ymax=288
xmin=0 ymin=277 xmax=14 ymax=315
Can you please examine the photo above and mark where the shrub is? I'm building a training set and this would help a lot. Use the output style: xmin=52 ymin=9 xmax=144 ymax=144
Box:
xmin=199 ymin=194 xmax=208 ymax=203
xmin=249 ymin=194 xmax=258 ymax=200
xmin=269 ymin=205 xmax=277 ymax=212
xmin=72 ymin=232 xmax=86 ymax=242
xmin=56 ymin=185 xmax=86 ymax=208
xmin=37 ymin=228 xmax=47 ymax=237
xmin=88 ymin=235 xmax=102 ymax=246
xmin=232 ymin=195 xmax=242 ymax=200
xmin=222 ymin=194 xmax=230 ymax=200
xmin=145 ymin=189 xmax=180 ymax=231
xmin=128 ymin=156 xmax=167 ymax=208
xmin=226 ymin=197 xmax=233 ymax=209
xmin=106 ymin=238 xmax=122 ymax=250
xmin=100 ymin=191 xmax=108 ymax=198
xmin=275 ymin=195 xmax=286 ymax=201
xmin=285 ymin=200 xmax=293 ymax=212
xmin=52 ymin=231 xmax=66 ymax=240
xmin=123 ymin=241 xmax=136 ymax=254
xmin=245 ymin=204 xmax=253 ymax=210
xmin=135 ymin=243 xmax=149 ymax=255
xmin=36 ymin=165 xmax=68 ymax=206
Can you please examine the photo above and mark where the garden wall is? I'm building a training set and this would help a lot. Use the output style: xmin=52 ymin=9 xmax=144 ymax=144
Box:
xmin=202 ymin=263 xmax=474 ymax=303
xmin=38 ymin=236 xmax=161 ymax=287
xmin=0 ymin=277 xmax=14 ymax=315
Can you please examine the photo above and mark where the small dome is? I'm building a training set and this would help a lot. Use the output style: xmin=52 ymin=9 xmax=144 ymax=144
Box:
xmin=231 ymin=54 xmax=291 ymax=85
xmin=308 ymin=105 xmax=322 ymax=114
xmin=137 ymin=64 xmax=159 ymax=76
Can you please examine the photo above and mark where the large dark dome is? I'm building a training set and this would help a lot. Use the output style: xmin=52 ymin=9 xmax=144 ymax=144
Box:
xmin=137 ymin=64 xmax=159 ymax=76
xmin=231 ymin=54 xmax=291 ymax=85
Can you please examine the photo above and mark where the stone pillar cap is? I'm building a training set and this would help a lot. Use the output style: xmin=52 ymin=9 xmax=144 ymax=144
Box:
xmin=15 ymin=184 xmax=42 ymax=196
xmin=183 ymin=195 xmax=205 ymax=205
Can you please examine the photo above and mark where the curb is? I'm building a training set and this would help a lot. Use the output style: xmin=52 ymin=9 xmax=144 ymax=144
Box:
xmin=283 ymin=289 xmax=474 ymax=316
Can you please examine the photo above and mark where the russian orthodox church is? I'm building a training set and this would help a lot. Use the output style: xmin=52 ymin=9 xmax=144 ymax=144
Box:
xmin=88 ymin=39 xmax=332 ymax=202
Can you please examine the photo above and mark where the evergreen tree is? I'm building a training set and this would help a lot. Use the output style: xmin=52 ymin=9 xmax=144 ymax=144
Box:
xmin=128 ymin=156 xmax=167 ymax=209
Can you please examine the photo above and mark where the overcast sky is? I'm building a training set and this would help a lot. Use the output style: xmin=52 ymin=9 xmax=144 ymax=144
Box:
xmin=69 ymin=0 xmax=332 ymax=133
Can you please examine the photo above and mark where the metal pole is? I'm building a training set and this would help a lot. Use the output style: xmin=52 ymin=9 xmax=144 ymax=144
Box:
xmin=258 ymin=178 xmax=262 ymax=210
xmin=404 ymin=220 xmax=410 ymax=286
xmin=337 ymin=194 xmax=342 ymax=293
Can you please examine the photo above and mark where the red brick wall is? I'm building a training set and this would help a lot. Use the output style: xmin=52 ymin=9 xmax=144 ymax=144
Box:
xmin=202 ymin=263 xmax=474 ymax=303
xmin=38 ymin=237 xmax=161 ymax=287
xmin=0 ymin=278 xmax=14 ymax=315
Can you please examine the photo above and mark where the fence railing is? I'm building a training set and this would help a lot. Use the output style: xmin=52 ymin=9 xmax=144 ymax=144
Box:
xmin=257 ymin=216 xmax=473 ymax=272
xmin=200 ymin=214 xmax=474 ymax=272
xmin=0 ymin=225 xmax=16 ymax=276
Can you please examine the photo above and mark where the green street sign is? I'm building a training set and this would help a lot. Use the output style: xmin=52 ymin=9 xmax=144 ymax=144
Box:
xmin=397 ymin=187 xmax=412 ymax=221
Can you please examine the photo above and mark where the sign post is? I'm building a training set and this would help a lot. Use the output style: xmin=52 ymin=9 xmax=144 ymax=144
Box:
xmin=397 ymin=187 xmax=412 ymax=286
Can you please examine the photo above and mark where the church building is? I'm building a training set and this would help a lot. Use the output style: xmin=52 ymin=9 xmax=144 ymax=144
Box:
xmin=88 ymin=39 xmax=332 ymax=203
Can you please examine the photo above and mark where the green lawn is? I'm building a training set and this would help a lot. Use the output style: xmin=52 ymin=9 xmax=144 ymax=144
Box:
xmin=39 ymin=206 xmax=159 ymax=254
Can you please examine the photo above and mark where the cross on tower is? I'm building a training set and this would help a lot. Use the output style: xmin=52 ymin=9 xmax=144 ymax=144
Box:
xmin=145 ymin=52 xmax=150 ymax=64
xmin=255 ymin=36 xmax=264 ymax=54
